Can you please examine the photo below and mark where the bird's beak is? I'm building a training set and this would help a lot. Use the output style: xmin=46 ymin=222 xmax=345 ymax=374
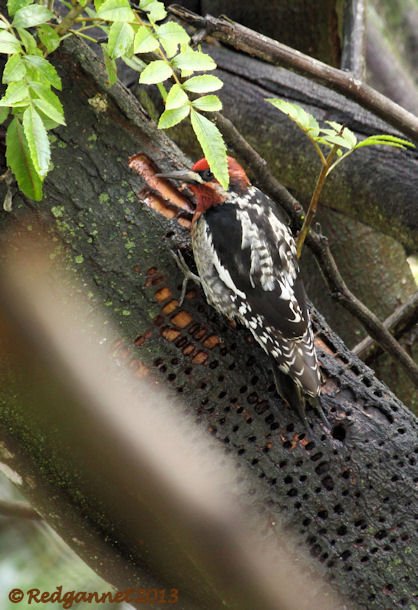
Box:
xmin=155 ymin=169 xmax=204 ymax=184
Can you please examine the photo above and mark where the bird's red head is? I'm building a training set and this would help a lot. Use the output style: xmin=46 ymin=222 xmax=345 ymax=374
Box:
xmin=189 ymin=156 xmax=251 ymax=221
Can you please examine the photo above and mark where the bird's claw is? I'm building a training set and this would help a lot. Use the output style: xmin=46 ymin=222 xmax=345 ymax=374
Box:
xmin=171 ymin=249 xmax=201 ymax=306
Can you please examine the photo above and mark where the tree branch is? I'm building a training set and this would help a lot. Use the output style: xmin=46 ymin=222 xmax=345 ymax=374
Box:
xmin=353 ymin=290 xmax=418 ymax=361
xmin=341 ymin=0 xmax=366 ymax=79
xmin=169 ymin=4 xmax=418 ymax=143
xmin=214 ymin=113 xmax=418 ymax=388
xmin=0 ymin=499 xmax=41 ymax=520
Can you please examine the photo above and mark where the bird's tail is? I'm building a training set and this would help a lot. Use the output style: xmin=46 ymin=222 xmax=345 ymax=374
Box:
xmin=272 ymin=363 xmax=329 ymax=429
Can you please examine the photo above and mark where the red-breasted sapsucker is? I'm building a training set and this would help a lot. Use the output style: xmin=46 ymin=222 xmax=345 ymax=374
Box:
xmin=159 ymin=156 xmax=323 ymax=425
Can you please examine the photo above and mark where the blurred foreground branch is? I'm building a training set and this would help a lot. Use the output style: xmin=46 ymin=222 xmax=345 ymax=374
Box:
xmin=0 ymin=230 xmax=342 ymax=610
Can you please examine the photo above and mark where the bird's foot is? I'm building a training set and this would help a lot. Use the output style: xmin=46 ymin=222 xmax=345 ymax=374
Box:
xmin=171 ymin=249 xmax=201 ymax=306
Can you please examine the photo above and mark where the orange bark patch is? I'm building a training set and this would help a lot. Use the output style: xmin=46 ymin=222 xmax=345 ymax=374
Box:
xmin=161 ymin=327 xmax=181 ymax=342
xmin=192 ymin=351 xmax=208 ymax=365
xmin=162 ymin=300 xmax=179 ymax=314
xmin=315 ymin=336 xmax=335 ymax=355
xmin=129 ymin=153 xmax=194 ymax=213
xmin=155 ymin=287 xmax=172 ymax=302
xmin=171 ymin=311 xmax=193 ymax=328
xmin=134 ymin=329 xmax=152 ymax=347
xmin=203 ymin=335 xmax=221 ymax=349
xmin=182 ymin=344 xmax=195 ymax=356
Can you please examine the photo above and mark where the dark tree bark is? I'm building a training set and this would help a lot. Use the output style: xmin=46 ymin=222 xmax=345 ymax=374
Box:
xmin=0 ymin=36 xmax=417 ymax=610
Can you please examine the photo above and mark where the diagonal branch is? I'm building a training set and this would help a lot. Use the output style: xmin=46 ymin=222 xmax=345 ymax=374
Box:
xmin=215 ymin=113 xmax=418 ymax=388
xmin=353 ymin=290 xmax=418 ymax=361
xmin=169 ymin=4 xmax=418 ymax=143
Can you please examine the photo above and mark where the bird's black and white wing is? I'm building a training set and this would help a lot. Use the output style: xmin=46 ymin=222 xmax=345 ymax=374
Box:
xmin=192 ymin=186 xmax=320 ymax=396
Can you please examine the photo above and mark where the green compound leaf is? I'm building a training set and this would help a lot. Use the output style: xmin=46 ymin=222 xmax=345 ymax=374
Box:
xmin=24 ymin=55 xmax=62 ymax=90
xmin=165 ymin=83 xmax=188 ymax=110
xmin=0 ymin=107 xmax=9 ymax=124
xmin=190 ymin=109 xmax=228 ymax=189
xmin=3 ymin=53 xmax=26 ymax=83
xmin=16 ymin=27 xmax=38 ymax=53
xmin=12 ymin=4 xmax=53 ymax=28
xmin=183 ymin=74 xmax=223 ymax=93
xmin=0 ymin=81 xmax=29 ymax=107
xmin=33 ymin=98 xmax=65 ymax=125
xmin=139 ymin=60 xmax=172 ymax=84
xmin=37 ymin=24 xmax=61 ymax=53
xmin=97 ymin=0 xmax=135 ymax=22
xmin=192 ymin=94 xmax=222 ymax=112
xmin=22 ymin=105 xmax=50 ymax=178
xmin=355 ymin=134 xmax=415 ymax=149
xmin=133 ymin=26 xmax=159 ymax=53
xmin=0 ymin=30 xmax=21 ymax=54
xmin=140 ymin=0 xmax=166 ymax=21
xmin=173 ymin=49 xmax=216 ymax=72
xmin=266 ymin=98 xmax=320 ymax=138
xmin=108 ymin=21 xmax=134 ymax=58
xmin=6 ymin=117 xmax=43 ymax=200
xmin=158 ymin=104 xmax=190 ymax=129
xmin=7 ymin=0 xmax=33 ymax=18
xmin=156 ymin=21 xmax=189 ymax=57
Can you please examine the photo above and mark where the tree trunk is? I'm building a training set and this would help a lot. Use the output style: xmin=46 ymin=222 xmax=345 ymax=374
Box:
xmin=0 ymin=36 xmax=417 ymax=610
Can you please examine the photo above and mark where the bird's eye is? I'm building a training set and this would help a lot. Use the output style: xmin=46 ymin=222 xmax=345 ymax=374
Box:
xmin=199 ymin=169 xmax=214 ymax=182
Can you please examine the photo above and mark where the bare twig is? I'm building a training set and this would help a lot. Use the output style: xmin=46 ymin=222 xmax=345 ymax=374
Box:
xmin=55 ymin=2 xmax=89 ymax=37
xmin=353 ymin=290 xmax=418 ymax=361
xmin=169 ymin=5 xmax=418 ymax=143
xmin=341 ymin=0 xmax=366 ymax=79
xmin=307 ymin=234 xmax=418 ymax=386
xmin=214 ymin=114 xmax=418 ymax=387
xmin=0 ymin=499 xmax=41 ymax=520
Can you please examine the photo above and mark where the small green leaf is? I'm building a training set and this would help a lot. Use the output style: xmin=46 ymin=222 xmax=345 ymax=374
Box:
xmin=341 ymin=127 xmax=357 ymax=148
xmin=0 ymin=30 xmax=21 ymax=53
xmin=97 ymin=0 xmax=135 ymax=22
xmin=0 ymin=107 xmax=9 ymax=124
xmin=22 ymin=105 xmax=50 ymax=177
xmin=139 ymin=60 xmax=172 ymax=84
xmin=357 ymin=134 xmax=415 ymax=148
xmin=24 ymin=55 xmax=62 ymax=90
xmin=37 ymin=24 xmax=60 ymax=53
xmin=325 ymin=120 xmax=343 ymax=133
xmin=122 ymin=54 xmax=146 ymax=72
xmin=158 ymin=104 xmax=190 ymax=129
xmin=13 ymin=4 xmax=53 ymax=28
xmin=108 ymin=21 xmax=134 ymax=58
xmin=3 ymin=53 xmax=26 ymax=83
xmin=320 ymin=132 xmax=352 ymax=149
xmin=190 ymin=109 xmax=228 ymax=188
xmin=173 ymin=50 xmax=216 ymax=72
xmin=141 ymin=0 xmax=166 ymax=21
xmin=183 ymin=74 xmax=223 ymax=93
xmin=7 ymin=0 xmax=32 ymax=18
xmin=133 ymin=26 xmax=159 ymax=53
xmin=17 ymin=27 xmax=38 ymax=53
xmin=6 ymin=117 xmax=43 ymax=200
xmin=266 ymin=98 xmax=319 ymax=137
xmin=102 ymin=43 xmax=118 ymax=85
xmin=33 ymin=98 xmax=65 ymax=125
xmin=0 ymin=81 xmax=29 ymax=106
xmin=165 ymin=83 xmax=188 ymax=109
xmin=156 ymin=21 xmax=189 ymax=57
xmin=94 ymin=0 xmax=105 ymax=10
xmin=192 ymin=94 xmax=222 ymax=112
